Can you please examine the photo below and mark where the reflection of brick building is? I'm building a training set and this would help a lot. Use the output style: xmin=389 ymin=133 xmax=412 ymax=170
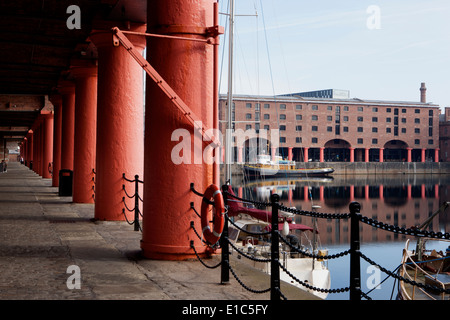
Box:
xmin=220 ymin=83 xmax=441 ymax=163
xmin=238 ymin=180 xmax=446 ymax=245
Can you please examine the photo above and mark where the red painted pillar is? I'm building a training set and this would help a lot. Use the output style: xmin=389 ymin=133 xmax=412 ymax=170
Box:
xmin=238 ymin=146 xmax=243 ymax=163
xmin=58 ymin=81 xmax=76 ymax=172
xmin=379 ymin=148 xmax=384 ymax=163
xmin=26 ymin=130 xmax=33 ymax=169
xmin=349 ymin=147 xmax=355 ymax=163
xmin=271 ymin=146 xmax=277 ymax=162
xmin=141 ymin=0 xmax=216 ymax=260
xmin=41 ymin=113 xmax=54 ymax=179
xmin=33 ymin=119 xmax=42 ymax=175
xmin=434 ymin=148 xmax=439 ymax=163
xmin=365 ymin=148 xmax=369 ymax=162
xmin=31 ymin=126 xmax=38 ymax=173
xmin=421 ymin=148 xmax=426 ymax=162
xmin=90 ymin=25 xmax=145 ymax=221
xmin=304 ymin=147 xmax=309 ymax=162
xmin=288 ymin=147 xmax=293 ymax=161
xmin=319 ymin=147 xmax=324 ymax=162
xmin=71 ymin=65 xmax=98 ymax=204
xmin=49 ymin=95 xmax=62 ymax=187
xmin=407 ymin=148 xmax=412 ymax=163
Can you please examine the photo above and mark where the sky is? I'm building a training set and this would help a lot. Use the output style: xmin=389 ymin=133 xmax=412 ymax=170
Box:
xmin=217 ymin=0 xmax=450 ymax=110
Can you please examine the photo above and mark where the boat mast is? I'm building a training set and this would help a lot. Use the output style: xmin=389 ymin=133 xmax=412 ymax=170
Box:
xmin=225 ymin=0 xmax=235 ymax=184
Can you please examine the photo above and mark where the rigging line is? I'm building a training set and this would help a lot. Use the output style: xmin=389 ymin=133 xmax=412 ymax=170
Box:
xmin=259 ymin=0 xmax=281 ymax=170
xmin=266 ymin=0 xmax=315 ymax=206
xmin=218 ymin=0 xmax=229 ymax=96
xmin=260 ymin=0 xmax=292 ymax=189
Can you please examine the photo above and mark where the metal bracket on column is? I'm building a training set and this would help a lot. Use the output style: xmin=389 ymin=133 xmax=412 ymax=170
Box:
xmin=111 ymin=27 xmax=221 ymax=147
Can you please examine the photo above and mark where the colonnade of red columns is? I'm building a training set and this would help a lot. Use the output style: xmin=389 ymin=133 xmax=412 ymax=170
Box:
xmin=232 ymin=146 xmax=440 ymax=163
xmin=21 ymin=112 xmax=54 ymax=178
xmin=280 ymin=146 xmax=440 ymax=163
xmin=19 ymin=0 xmax=217 ymax=261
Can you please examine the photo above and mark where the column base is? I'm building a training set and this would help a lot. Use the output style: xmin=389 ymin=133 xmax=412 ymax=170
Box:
xmin=140 ymin=241 xmax=212 ymax=261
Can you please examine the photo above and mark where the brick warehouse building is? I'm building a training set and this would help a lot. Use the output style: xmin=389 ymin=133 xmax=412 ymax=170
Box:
xmin=219 ymin=83 xmax=441 ymax=163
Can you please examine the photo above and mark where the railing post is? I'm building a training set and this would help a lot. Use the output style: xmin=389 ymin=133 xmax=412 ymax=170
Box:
xmin=349 ymin=201 xmax=361 ymax=301
xmin=134 ymin=175 xmax=140 ymax=231
xmin=220 ymin=185 xmax=230 ymax=285
xmin=270 ymin=193 xmax=281 ymax=300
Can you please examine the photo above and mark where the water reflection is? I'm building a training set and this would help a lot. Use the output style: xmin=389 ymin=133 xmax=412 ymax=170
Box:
xmin=233 ymin=174 xmax=450 ymax=245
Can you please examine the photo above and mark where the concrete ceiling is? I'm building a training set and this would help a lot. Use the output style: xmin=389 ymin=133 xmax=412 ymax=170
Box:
xmin=0 ymin=0 xmax=147 ymax=142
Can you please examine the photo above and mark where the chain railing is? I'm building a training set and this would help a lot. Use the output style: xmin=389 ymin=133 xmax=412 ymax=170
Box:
xmin=122 ymin=173 xmax=143 ymax=231
xmin=189 ymin=183 xmax=450 ymax=301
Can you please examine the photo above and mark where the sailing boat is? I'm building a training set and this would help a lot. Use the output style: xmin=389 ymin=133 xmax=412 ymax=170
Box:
xmin=243 ymin=154 xmax=334 ymax=179
xmin=397 ymin=202 xmax=450 ymax=300
xmin=222 ymin=0 xmax=330 ymax=299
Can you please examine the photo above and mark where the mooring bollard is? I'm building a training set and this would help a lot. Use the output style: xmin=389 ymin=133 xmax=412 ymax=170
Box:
xmin=349 ymin=201 xmax=361 ymax=301
xmin=270 ymin=193 xmax=281 ymax=300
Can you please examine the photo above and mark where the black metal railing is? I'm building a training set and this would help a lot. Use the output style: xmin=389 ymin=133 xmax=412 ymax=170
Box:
xmin=189 ymin=183 xmax=450 ymax=301
xmin=122 ymin=173 xmax=144 ymax=231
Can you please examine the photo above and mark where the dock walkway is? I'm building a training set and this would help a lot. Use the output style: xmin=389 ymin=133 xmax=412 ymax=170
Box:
xmin=0 ymin=162 xmax=316 ymax=301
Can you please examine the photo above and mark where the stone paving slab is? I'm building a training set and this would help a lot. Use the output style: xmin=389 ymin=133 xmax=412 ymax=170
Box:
xmin=0 ymin=162 xmax=316 ymax=303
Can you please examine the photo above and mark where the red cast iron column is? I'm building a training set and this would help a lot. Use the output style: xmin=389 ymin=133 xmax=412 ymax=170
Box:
xmin=141 ymin=0 xmax=216 ymax=260
xmin=58 ymin=81 xmax=76 ymax=172
xmin=90 ymin=25 xmax=145 ymax=220
xmin=26 ymin=130 xmax=33 ymax=169
xmin=41 ymin=113 xmax=54 ymax=179
xmin=71 ymin=65 xmax=98 ymax=204
xmin=49 ymin=95 xmax=62 ymax=187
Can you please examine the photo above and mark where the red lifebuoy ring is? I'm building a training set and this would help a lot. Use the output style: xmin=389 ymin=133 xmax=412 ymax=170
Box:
xmin=201 ymin=184 xmax=225 ymax=246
